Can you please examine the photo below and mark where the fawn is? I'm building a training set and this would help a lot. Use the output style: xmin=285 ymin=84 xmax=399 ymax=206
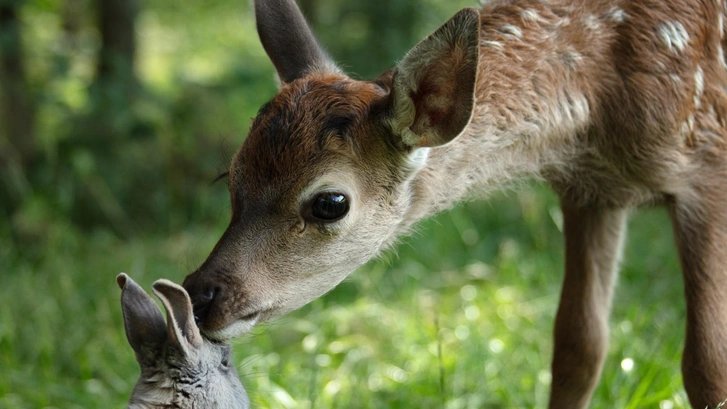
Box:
xmin=117 ymin=274 xmax=248 ymax=408
xmin=183 ymin=0 xmax=727 ymax=407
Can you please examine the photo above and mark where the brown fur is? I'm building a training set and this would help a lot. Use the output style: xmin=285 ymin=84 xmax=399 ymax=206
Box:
xmin=184 ymin=1 xmax=727 ymax=407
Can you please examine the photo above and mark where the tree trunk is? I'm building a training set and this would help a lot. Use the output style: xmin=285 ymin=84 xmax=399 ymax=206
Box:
xmin=0 ymin=0 xmax=36 ymax=219
xmin=95 ymin=0 xmax=138 ymax=89
xmin=90 ymin=0 xmax=139 ymax=139
xmin=0 ymin=0 xmax=36 ymax=170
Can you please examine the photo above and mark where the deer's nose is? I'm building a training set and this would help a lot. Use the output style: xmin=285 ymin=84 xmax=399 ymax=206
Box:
xmin=189 ymin=286 xmax=220 ymax=326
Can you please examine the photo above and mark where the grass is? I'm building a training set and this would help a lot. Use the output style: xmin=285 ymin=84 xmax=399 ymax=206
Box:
xmin=0 ymin=184 xmax=693 ymax=408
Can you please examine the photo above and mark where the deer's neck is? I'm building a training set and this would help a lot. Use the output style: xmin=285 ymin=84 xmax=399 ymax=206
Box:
xmin=404 ymin=0 xmax=619 ymax=226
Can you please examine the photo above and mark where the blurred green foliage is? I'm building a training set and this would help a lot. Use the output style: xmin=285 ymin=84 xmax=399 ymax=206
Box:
xmin=1 ymin=0 xmax=476 ymax=243
xmin=0 ymin=0 xmax=691 ymax=407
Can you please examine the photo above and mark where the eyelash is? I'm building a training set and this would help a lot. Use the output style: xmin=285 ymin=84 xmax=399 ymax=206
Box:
xmin=213 ymin=171 xmax=229 ymax=184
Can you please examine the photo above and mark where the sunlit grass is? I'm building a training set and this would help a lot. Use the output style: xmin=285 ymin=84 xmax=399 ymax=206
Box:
xmin=0 ymin=186 xmax=692 ymax=408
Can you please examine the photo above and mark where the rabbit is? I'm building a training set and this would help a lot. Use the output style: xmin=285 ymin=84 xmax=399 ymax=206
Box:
xmin=117 ymin=273 xmax=249 ymax=409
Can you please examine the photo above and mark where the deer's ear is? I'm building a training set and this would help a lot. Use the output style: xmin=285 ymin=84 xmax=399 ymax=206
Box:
xmin=255 ymin=0 xmax=339 ymax=83
xmin=117 ymin=273 xmax=167 ymax=362
xmin=387 ymin=8 xmax=480 ymax=148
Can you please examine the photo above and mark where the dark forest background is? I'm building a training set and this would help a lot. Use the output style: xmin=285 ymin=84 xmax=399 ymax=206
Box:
xmin=1 ymin=0 xmax=470 ymax=244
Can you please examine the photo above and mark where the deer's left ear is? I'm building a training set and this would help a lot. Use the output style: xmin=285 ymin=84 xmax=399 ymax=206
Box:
xmin=386 ymin=8 xmax=480 ymax=148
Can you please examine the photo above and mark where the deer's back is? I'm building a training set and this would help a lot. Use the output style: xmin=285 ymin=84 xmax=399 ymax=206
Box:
xmin=470 ymin=0 xmax=727 ymax=206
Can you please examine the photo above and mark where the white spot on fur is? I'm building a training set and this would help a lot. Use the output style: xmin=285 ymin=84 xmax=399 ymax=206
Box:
xmin=606 ymin=7 xmax=628 ymax=23
xmin=718 ymin=44 xmax=727 ymax=69
xmin=707 ymin=103 xmax=718 ymax=117
xmin=583 ymin=15 xmax=601 ymax=30
xmin=658 ymin=21 xmax=690 ymax=52
xmin=499 ymin=24 xmax=523 ymax=39
xmin=520 ymin=9 xmax=543 ymax=23
xmin=680 ymin=121 xmax=690 ymax=135
xmin=682 ymin=115 xmax=695 ymax=133
xmin=481 ymin=40 xmax=504 ymax=50
xmin=561 ymin=48 xmax=582 ymax=68
xmin=694 ymin=65 xmax=704 ymax=108
xmin=408 ymin=147 xmax=431 ymax=171
xmin=654 ymin=61 xmax=670 ymax=72
xmin=551 ymin=90 xmax=590 ymax=129
xmin=718 ymin=13 xmax=724 ymax=39
xmin=567 ymin=92 xmax=590 ymax=124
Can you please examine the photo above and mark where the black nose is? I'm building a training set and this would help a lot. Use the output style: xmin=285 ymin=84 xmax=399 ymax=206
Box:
xmin=190 ymin=287 xmax=219 ymax=325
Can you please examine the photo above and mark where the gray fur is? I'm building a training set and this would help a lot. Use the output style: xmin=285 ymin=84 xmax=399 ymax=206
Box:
xmin=117 ymin=273 xmax=249 ymax=409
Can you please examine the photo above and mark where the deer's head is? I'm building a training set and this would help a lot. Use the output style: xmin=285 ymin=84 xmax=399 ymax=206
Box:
xmin=184 ymin=0 xmax=480 ymax=340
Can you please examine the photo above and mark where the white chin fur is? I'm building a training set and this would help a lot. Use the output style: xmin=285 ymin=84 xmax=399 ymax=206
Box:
xmin=207 ymin=316 xmax=259 ymax=341
xmin=408 ymin=147 xmax=430 ymax=171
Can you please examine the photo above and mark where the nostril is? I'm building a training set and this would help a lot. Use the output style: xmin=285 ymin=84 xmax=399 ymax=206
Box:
xmin=193 ymin=307 xmax=207 ymax=326
xmin=191 ymin=286 xmax=220 ymax=325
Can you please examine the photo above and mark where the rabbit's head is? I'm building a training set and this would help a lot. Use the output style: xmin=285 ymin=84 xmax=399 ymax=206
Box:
xmin=117 ymin=273 xmax=249 ymax=409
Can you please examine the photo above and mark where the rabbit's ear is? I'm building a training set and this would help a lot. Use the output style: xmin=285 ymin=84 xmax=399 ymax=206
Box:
xmin=152 ymin=279 xmax=203 ymax=357
xmin=117 ymin=273 xmax=167 ymax=361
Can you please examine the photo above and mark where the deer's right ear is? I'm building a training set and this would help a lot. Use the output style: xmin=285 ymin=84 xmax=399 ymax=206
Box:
xmin=117 ymin=273 xmax=167 ymax=358
xmin=386 ymin=8 xmax=480 ymax=148
xmin=255 ymin=0 xmax=339 ymax=83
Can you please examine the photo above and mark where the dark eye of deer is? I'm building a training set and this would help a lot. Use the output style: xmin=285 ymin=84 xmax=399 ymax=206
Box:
xmin=311 ymin=193 xmax=349 ymax=221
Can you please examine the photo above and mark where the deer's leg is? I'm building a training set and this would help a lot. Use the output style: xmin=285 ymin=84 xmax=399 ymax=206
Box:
xmin=548 ymin=201 xmax=627 ymax=409
xmin=669 ymin=184 xmax=727 ymax=409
